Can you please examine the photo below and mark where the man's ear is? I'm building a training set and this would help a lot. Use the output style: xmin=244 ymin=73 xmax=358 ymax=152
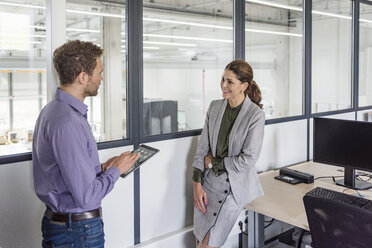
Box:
xmin=77 ymin=71 xmax=89 ymax=86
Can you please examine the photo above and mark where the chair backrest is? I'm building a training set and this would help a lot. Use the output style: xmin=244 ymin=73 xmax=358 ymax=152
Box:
xmin=303 ymin=193 xmax=372 ymax=248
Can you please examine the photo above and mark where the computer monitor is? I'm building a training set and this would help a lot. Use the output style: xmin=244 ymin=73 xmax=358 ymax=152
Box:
xmin=313 ymin=117 xmax=372 ymax=190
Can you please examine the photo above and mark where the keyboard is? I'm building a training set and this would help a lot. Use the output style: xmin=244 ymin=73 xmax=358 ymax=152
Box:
xmin=306 ymin=187 xmax=372 ymax=211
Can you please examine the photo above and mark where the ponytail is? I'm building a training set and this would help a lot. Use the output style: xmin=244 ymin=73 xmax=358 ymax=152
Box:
xmin=245 ymin=80 xmax=263 ymax=109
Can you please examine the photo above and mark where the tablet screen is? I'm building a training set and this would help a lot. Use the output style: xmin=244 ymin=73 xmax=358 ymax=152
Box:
xmin=120 ymin=144 xmax=159 ymax=178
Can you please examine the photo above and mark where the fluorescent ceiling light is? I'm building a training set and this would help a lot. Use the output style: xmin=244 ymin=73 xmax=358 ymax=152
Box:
xmin=144 ymin=46 xmax=160 ymax=50
xmin=0 ymin=2 xmax=124 ymax=18
xmin=121 ymin=46 xmax=160 ymax=50
xmin=143 ymin=34 xmax=232 ymax=43
xmin=245 ymin=28 xmax=302 ymax=37
xmin=144 ymin=17 xmax=232 ymax=30
xmin=6 ymin=33 xmax=46 ymax=38
xmin=360 ymin=18 xmax=372 ymax=24
xmin=0 ymin=1 xmax=45 ymax=9
xmin=66 ymin=9 xmax=124 ymax=18
xmin=312 ymin=10 xmax=351 ymax=20
xmin=123 ymin=39 xmax=196 ymax=47
xmin=245 ymin=0 xmax=301 ymax=11
xmin=246 ymin=0 xmax=355 ymax=22
xmin=67 ymin=28 xmax=100 ymax=33
xmin=143 ymin=41 xmax=196 ymax=47
xmin=0 ymin=40 xmax=42 ymax=44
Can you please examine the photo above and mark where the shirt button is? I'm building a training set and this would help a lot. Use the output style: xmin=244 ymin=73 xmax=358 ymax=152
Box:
xmin=219 ymin=200 xmax=222 ymax=203
xmin=224 ymin=190 xmax=228 ymax=194
xmin=213 ymin=213 xmax=217 ymax=216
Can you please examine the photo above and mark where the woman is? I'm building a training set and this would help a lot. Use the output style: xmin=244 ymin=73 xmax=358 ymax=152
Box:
xmin=192 ymin=60 xmax=265 ymax=248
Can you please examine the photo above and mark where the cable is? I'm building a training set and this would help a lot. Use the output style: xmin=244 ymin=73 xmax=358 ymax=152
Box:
xmin=296 ymin=230 xmax=310 ymax=248
xmin=238 ymin=219 xmax=248 ymax=236
xmin=314 ymin=175 xmax=343 ymax=180
xmin=264 ymin=218 xmax=275 ymax=229
xmin=342 ymin=188 xmax=363 ymax=198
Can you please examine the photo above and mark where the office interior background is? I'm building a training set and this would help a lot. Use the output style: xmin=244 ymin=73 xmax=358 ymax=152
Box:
xmin=1 ymin=0 xmax=372 ymax=247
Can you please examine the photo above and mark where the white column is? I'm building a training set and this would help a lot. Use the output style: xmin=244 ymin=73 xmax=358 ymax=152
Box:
xmin=46 ymin=0 xmax=66 ymax=101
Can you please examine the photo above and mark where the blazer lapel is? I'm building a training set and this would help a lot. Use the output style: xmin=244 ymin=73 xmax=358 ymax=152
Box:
xmin=228 ymin=96 xmax=252 ymax=155
xmin=211 ymin=100 xmax=227 ymax=156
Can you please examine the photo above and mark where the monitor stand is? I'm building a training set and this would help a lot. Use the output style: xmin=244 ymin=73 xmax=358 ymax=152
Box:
xmin=335 ymin=167 xmax=372 ymax=190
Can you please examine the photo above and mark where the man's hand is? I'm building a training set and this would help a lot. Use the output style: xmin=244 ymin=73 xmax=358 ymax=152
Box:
xmin=103 ymin=152 xmax=140 ymax=175
xmin=111 ymin=151 xmax=140 ymax=175
xmin=194 ymin=182 xmax=208 ymax=214
xmin=102 ymin=156 xmax=118 ymax=172
xmin=204 ymin=154 xmax=212 ymax=170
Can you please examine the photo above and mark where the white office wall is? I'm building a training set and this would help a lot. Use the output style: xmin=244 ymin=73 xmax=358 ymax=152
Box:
xmin=0 ymin=118 xmax=317 ymax=248
xmin=138 ymin=120 xmax=308 ymax=246
xmin=0 ymin=160 xmax=44 ymax=248
xmin=0 ymin=145 xmax=134 ymax=248
xmin=256 ymin=119 xmax=308 ymax=172
xmin=309 ymin=112 xmax=355 ymax=160
xmin=99 ymin=146 xmax=135 ymax=248
xmin=139 ymin=136 xmax=197 ymax=244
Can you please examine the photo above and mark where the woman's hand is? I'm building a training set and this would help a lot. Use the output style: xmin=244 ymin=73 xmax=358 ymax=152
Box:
xmin=194 ymin=182 xmax=208 ymax=214
xmin=204 ymin=154 xmax=212 ymax=170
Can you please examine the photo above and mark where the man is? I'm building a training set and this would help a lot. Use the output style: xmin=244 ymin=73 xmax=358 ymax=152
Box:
xmin=32 ymin=40 xmax=139 ymax=247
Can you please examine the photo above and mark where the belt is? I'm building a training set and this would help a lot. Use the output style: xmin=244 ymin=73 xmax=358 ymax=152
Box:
xmin=45 ymin=208 xmax=101 ymax=222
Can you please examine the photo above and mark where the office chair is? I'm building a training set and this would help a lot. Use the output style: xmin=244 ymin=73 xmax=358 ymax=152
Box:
xmin=303 ymin=189 xmax=372 ymax=248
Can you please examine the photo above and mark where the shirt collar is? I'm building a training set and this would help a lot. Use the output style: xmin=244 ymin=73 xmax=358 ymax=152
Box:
xmin=55 ymin=88 xmax=88 ymax=117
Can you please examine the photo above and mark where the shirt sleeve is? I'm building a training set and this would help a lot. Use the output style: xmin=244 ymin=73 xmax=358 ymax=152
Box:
xmin=50 ymin=121 xmax=120 ymax=209
xmin=192 ymin=102 xmax=213 ymax=172
xmin=192 ymin=168 xmax=203 ymax=183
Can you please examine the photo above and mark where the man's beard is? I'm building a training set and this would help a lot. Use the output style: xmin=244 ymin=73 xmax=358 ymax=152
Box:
xmin=84 ymin=86 xmax=99 ymax=97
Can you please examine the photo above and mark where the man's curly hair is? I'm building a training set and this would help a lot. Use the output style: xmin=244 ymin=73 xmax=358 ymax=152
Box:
xmin=53 ymin=40 xmax=103 ymax=85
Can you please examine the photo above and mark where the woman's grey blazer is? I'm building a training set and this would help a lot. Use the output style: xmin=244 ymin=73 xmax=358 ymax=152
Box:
xmin=192 ymin=96 xmax=265 ymax=206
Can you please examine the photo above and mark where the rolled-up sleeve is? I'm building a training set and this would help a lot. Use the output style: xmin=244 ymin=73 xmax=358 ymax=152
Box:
xmin=192 ymin=102 xmax=213 ymax=172
xmin=51 ymin=121 xmax=120 ymax=209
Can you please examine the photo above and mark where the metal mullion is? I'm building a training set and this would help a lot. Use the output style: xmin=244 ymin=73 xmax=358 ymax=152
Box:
xmin=8 ymin=72 xmax=13 ymax=131
xmin=357 ymin=105 xmax=372 ymax=111
xmin=310 ymin=108 xmax=355 ymax=118
xmin=234 ymin=0 xmax=245 ymax=60
xmin=352 ymin=0 xmax=360 ymax=120
xmin=304 ymin=0 xmax=312 ymax=161
xmin=126 ymin=0 xmax=143 ymax=244
xmin=265 ymin=115 xmax=307 ymax=125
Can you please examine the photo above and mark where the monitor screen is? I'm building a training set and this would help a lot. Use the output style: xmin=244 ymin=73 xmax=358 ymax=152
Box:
xmin=313 ymin=117 xmax=372 ymax=189
xmin=313 ymin=117 xmax=372 ymax=172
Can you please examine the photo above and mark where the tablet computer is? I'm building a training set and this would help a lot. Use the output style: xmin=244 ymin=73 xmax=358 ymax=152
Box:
xmin=120 ymin=144 xmax=159 ymax=178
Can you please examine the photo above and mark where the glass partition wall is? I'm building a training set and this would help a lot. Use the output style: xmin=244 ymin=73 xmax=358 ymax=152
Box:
xmin=2 ymin=0 xmax=372 ymax=162
xmin=359 ymin=2 xmax=372 ymax=107
xmin=0 ymin=0 xmax=46 ymax=156
xmin=66 ymin=0 xmax=127 ymax=142
xmin=245 ymin=0 xmax=303 ymax=119
xmin=142 ymin=0 xmax=234 ymax=135
xmin=312 ymin=0 xmax=352 ymax=113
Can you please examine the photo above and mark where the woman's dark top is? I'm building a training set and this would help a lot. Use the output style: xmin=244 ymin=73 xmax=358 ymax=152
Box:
xmin=192 ymin=101 xmax=243 ymax=183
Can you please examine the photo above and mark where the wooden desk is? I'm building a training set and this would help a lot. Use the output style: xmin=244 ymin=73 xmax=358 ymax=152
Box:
xmin=244 ymin=161 xmax=372 ymax=247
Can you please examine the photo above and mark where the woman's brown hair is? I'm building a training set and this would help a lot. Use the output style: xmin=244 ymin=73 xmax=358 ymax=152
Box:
xmin=224 ymin=59 xmax=263 ymax=109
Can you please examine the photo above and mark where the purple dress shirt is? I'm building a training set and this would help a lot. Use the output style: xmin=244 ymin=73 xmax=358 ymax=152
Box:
xmin=32 ymin=89 xmax=120 ymax=213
